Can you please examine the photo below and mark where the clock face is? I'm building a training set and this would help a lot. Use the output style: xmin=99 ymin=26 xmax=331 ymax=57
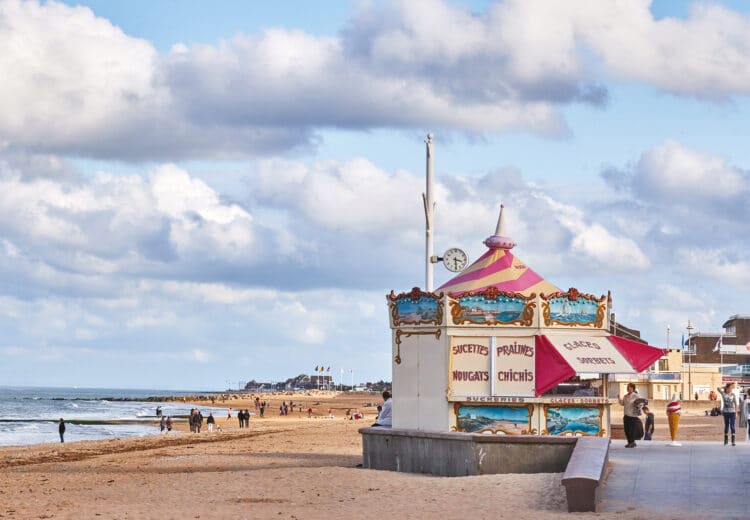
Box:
xmin=443 ymin=247 xmax=468 ymax=272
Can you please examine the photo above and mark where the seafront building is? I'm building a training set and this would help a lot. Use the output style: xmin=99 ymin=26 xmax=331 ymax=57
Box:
xmin=608 ymin=315 xmax=750 ymax=402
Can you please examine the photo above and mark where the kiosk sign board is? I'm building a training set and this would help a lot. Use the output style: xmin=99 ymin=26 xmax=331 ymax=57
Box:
xmin=543 ymin=335 xmax=632 ymax=373
xmin=493 ymin=337 xmax=535 ymax=397
xmin=449 ymin=337 xmax=491 ymax=397
xmin=450 ymin=336 xmax=536 ymax=399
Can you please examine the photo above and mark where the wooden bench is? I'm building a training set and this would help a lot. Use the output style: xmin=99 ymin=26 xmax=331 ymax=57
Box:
xmin=561 ymin=436 xmax=610 ymax=512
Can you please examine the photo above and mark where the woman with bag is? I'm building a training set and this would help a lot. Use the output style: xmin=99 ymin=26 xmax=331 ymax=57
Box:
xmin=619 ymin=383 xmax=642 ymax=448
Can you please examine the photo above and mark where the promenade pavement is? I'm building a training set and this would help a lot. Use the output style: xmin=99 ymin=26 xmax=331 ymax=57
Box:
xmin=601 ymin=439 xmax=750 ymax=519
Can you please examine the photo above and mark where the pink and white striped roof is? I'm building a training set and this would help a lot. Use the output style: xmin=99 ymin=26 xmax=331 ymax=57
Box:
xmin=437 ymin=247 xmax=560 ymax=297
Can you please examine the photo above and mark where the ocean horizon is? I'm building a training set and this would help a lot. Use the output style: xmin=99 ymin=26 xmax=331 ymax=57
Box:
xmin=0 ymin=386 xmax=227 ymax=447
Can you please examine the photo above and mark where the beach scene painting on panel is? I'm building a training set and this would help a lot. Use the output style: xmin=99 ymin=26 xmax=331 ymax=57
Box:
xmin=457 ymin=294 xmax=526 ymax=324
xmin=546 ymin=407 xmax=601 ymax=435
xmin=547 ymin=296 xmax=598 ymax=325
xmin=456 ymin=405 xmax=530 ymax=434
xmin=394 ymin=296 xmax=439 ymax=323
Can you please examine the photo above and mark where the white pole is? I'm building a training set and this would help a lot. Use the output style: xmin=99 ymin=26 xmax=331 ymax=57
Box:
xmin=424 ymin=133 xmax=435 ymax=292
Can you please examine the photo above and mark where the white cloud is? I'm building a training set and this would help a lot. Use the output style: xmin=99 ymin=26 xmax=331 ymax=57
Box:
xmin=254 ymin=158 xmax=422 ymax=234
xmin=0 ymin=0 xmax=165 ymax=148
xmin=578 ymin=1 xmax=750 ymax=98
xmin=3 ymin=1 xmax=750 ymax=160
xmin=676 ymin=248 xmax=750 ymax=286
xmin=541 ymin=196 xmax=651 ymax=272
xmin=634 ymin=140 xmax=747 ymax=200
xmin=0 ymin=159 xmax=258 ymax=286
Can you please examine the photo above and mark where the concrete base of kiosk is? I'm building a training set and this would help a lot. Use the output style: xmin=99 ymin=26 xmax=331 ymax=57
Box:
xmin=360 ymin=428 xmax=610 ymax=512
xmin=361 ymin=427 xmax=579 ymax=475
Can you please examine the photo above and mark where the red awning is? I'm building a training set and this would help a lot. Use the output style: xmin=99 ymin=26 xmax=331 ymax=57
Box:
xmin=534 ymin=334 xmax=665 ymax=397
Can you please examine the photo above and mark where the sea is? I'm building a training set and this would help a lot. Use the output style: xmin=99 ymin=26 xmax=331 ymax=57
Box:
xmin=0 ymin=386 xmax=226 ymax=447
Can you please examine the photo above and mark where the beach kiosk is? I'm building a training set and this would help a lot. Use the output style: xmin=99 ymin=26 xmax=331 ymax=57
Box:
xmin=387 ymin=207 xmax=664 ymax=437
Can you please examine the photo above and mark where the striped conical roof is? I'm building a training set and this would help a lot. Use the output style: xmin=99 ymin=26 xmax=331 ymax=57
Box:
xmin=437 ymin=205 xmax=559 ymax=297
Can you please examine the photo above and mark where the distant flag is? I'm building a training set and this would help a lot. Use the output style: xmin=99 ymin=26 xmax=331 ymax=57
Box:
xmin=315 ymin=366 xmax=318 ymax=372
xmin=327 ymin=366 xmax=330 ymax=372
xmin=320 ymin=366 xmax=324 ymax=373
xmin=713 ymin=336 xmax=722 ymax=352
xmin=681 ymin=334 xmax=687 ymax=348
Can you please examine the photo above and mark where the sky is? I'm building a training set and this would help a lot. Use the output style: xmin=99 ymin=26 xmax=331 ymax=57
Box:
xmin=1 ymin=0 xmax=750 ymax=390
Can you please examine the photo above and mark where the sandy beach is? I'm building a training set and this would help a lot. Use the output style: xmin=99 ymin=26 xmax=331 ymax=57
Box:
xmin=0 ymin=392 xmax=735 ymax=519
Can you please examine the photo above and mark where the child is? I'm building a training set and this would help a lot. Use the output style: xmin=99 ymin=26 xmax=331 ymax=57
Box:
xmin=643 ymin=406 xmax=655 ymax=440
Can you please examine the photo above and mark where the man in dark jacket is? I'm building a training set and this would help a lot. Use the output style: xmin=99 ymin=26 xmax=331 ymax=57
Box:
xmin=59 ymin=418 xmax=66 ymax=443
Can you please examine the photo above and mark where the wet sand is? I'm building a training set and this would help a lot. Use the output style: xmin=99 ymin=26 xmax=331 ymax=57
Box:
xmin=0 ymin=392 xmax=736 ymax=519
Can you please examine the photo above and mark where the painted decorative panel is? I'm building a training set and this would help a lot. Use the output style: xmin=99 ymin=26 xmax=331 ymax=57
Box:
xmin=541 ymin=288 xmax=606 ymax=328
xmin=543 ymin=405 xmax=604 ymax=436
xmin=450 ymin=287 xmax=535 ymax=326
xmin=388 ymin=287 xmax=443 ymax=326
xmin=454 ymin=404 xmax=534 ymax=434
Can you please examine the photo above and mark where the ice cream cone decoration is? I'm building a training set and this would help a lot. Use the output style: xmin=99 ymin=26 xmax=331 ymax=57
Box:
xmin=666 ymin=394 xmax=682 ymax=446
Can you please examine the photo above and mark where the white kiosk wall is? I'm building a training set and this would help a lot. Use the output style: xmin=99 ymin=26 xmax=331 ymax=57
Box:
xmin=392 ymin=330 xmax=451 ymax=431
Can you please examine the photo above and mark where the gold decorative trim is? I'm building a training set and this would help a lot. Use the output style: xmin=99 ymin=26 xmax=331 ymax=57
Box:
xmin=394 ymin=328 xmax=441 ymax=364
xmin=540 ymin=287 xmax=607 ymax=328
xmin=541 ymin=404 xmax=605 ymax=437
xmin=450 ymin=289 xmax=535 ymax=326
xmin=453 ymin=403 xmax=536 ymax=435
xmin=388 ymin=287 xmax=444 ymax=326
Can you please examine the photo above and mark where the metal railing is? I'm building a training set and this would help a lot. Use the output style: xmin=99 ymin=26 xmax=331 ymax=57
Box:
xmin=609 ymin=372 xmax=681 ymax=382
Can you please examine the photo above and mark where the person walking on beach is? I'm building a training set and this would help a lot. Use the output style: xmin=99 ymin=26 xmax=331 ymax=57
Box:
xmin=58 ymin=418 xmax=66 ymax=443
xmin=207 ymin=413 xmax=215 ymax=433
xmin=166 ymin=416 xmax=173 ymax=432
xmin=718 ymin=383 xmax=738 ymax=445
xmin=373 ymin=390 xmax=392 ymax=428
xmin=160 ymin=415 xmax=167 ymax=433
xmin=238 ymin=409 xmax=244 ymax=429
xmin=618 ymin=383 xmax=641 ymax=448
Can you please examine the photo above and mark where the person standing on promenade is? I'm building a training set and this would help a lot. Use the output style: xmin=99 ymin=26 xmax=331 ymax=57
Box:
xmin=643 ymin=406 xmax=655 ymax=440
xmin=58 ymin=418 xmax=66 ymax=443
xmin=373 ymin=390 xmax=392 ymax=428
xmin=618 ymin=383 xmax=641 ymax=448
xmin=718 ymin=383 xmax=738 ymax=445
xmin=738 ymin=392 xmax=748 ymax=440
xmin=743 ymin=393 xmax=750 ymax=442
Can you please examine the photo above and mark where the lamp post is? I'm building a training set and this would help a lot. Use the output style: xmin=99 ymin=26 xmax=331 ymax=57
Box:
xmin=686 ymin=320 xmax=694 ymax=400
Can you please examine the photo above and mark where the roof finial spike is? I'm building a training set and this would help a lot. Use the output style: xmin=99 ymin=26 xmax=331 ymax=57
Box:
xmin=494 ymin=204 xmax=505 ymax=236
xmin=483 ymin=203 xmax=516 ymax=250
